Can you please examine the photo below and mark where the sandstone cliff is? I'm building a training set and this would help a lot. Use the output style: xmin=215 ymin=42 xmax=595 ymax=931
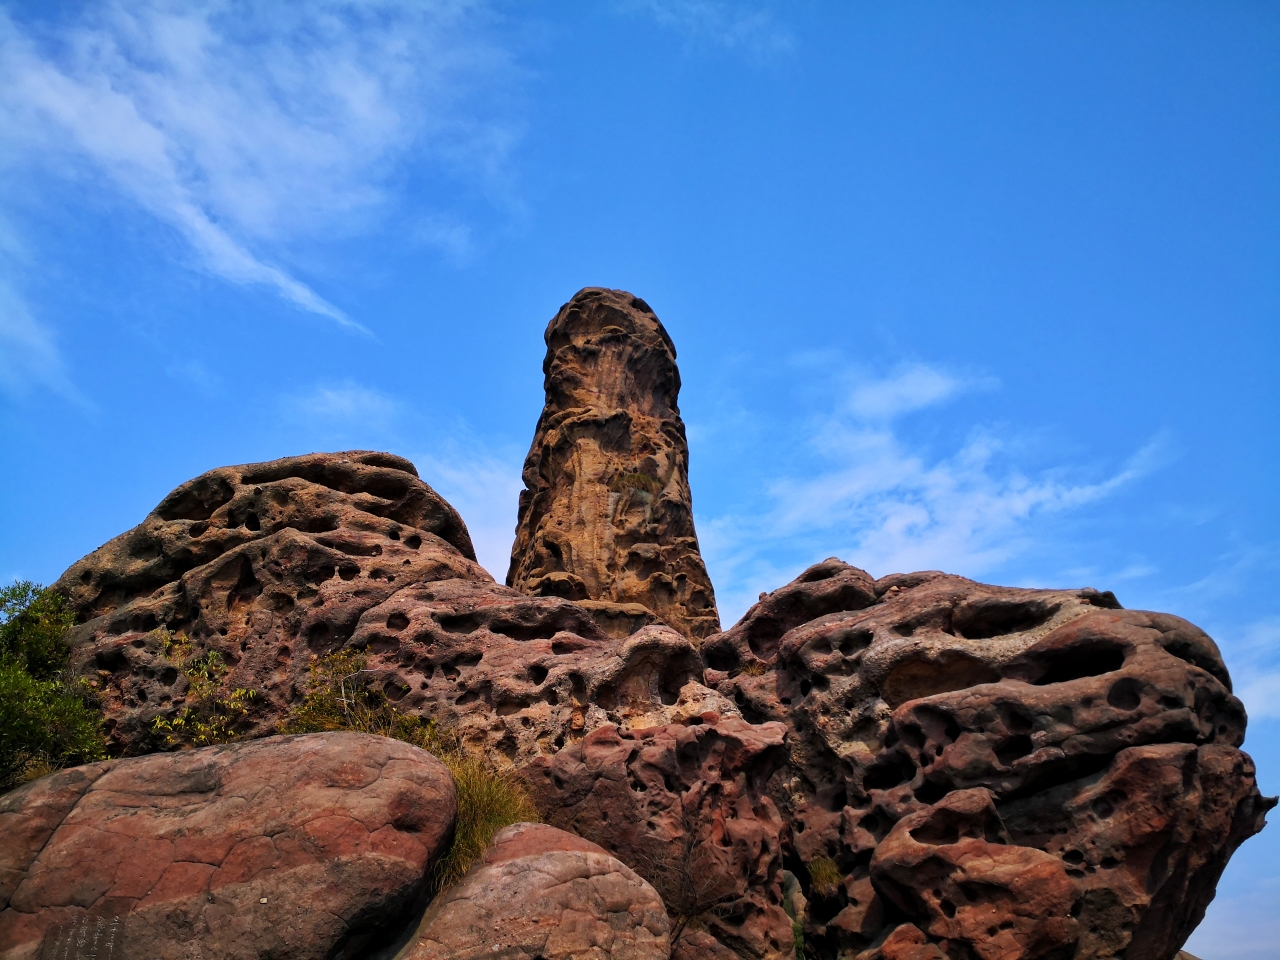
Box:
xmin=506 ymin=288 xmax=720 ymax=641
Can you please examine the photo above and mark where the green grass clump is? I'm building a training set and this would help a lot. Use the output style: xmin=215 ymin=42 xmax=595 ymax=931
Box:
xmin=282 ymin=649 xmax=539 ymax=889
xmin=0 ymin=581 xmax=105 ymax=789
xmin=433 ymin=751 xmax=540 ymax=889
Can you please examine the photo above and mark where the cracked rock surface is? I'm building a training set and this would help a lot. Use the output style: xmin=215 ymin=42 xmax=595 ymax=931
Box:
xmin=0 ymin=733 xmax=455 ymax=960
xmin=403 ymin=822 xmax=669 ymax=960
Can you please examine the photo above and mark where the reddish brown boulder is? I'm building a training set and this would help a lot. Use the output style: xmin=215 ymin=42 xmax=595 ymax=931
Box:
xmin=52 ymin=451 xmax=488 ymax=756
xmin=404 ymin=822 xmax=669 ymax=959
xmin=526 ymin=716 xmax=795 ymax=960
xmin=701 ymin=559 xmax=1275 ymax=960
xmin=0 ymin=732 xmax=455 ymax=960
xmin=506 ymin=288 xmax=720 ymax=640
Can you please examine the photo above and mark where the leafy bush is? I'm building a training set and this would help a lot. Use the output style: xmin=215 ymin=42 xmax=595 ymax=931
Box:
xmin=0 ymin=581 xmax=105 ymax=789
xmin=282 ymin=649 xmax=539 ymax=889
xmin=151 ymin=630 xmax=257 ymax=747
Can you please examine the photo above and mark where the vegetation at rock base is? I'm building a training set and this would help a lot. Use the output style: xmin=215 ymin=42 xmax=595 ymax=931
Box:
xmin=281 ymin=649 xmax=540 ymax=890
xmin=0 ymin=581 xmax=105 ymax=789
xmin=150 ymin=630 xmax=257 ymax=748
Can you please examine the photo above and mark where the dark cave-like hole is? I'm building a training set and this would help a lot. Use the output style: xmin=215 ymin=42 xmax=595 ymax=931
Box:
xmin=864 ymin=754 xmax=915 ymax=791
xmin=994 ymin=734 xmax=1034 ymax=767
xmin=1027 ymin=641 xmax=1126 ymax=685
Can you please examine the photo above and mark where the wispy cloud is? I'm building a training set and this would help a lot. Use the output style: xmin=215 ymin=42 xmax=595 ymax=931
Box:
xmin=283 ymin=382 xmax=402 ymax=429
xmin=0 ymin=278 xmax=80 ymax=401
xmin=702 ymin=364 xmax=1164 ymax=624
xmin=413 ymin=445 xmax=524 ymax=582
xmin=0 ymin=1 xmax=517 ymax=329
xmin=847 ymin=364 xmax=995 ymax=420
xmin=1226 ymin=617 xmax=1280 ymax=720
xmin=622 ymin=0 xmax=794 ymax=55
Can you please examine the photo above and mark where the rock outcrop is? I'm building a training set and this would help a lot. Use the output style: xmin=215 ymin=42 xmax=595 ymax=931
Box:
xmin=53 ymin=451 xmax=487 ymax=756
xmin=506 ymin=288 xmax=720 ymax=641
xmin=404 ymin=822 xmax=669 ymax=959
xmin=526 ymin=716 xmax=795 ymax=959
xmin=49 ymin=448 xmax=734 ymax=769
xmin=701 ymin=560 xmax=1275 ymax=960
xmin=0 ymin=733 xmax=455 ymax=960
xmin=27 ymin=287 xmax=1272 ymax=960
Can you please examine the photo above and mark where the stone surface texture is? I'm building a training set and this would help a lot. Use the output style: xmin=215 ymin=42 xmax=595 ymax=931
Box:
xmin=701 ymin=559 xmax=1275 ymax=960
xmin=29 ymin=287 xmax=1273 ymax=960
xmin=0 ymin=733 xmax=455 ymax=960
xmin=525 ymin=716 xmax=796 ymax=960
xmin=52 ymin=452 xmax=488 ymax=756
xmin=404 ymin=822 xmax=669 ymax=960
xmin=505 ymin=288 xmax=720 ymax=640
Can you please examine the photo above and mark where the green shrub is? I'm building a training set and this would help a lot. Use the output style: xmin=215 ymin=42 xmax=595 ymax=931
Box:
xmin=283 ymin=650 xmax=539 ymax=889
xmin=151 ymin=630 xmax=257 ymax=748
xmin=0 ymin=581 xmax=105 ymax=789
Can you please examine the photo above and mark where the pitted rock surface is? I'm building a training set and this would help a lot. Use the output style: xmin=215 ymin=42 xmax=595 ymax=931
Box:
xmin=506 ymin=288 xmax=720 ymax=640
xmin=52 ymin=452 xmax=488 ymax=755
xmin=404 ymin=822 xmax=669 ymax=960
xmin=526 ymin=716 xmax=795 ymax=960
xmin=0 ymin=733 xmax=455 ymax=960
xmin=701 ymin=559 xmax=1274 ymax=960
xmin=346 ymin=578 xmax=735 ymax=768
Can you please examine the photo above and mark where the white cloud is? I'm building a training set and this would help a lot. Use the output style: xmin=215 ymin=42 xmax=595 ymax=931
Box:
xmin=1226 ymin=617 xmax=1280 ymax=720
xmin=0 ymin=1 xmax=516 ymax=328
xmin=0 ymin=279 xmax=79 ymax=400
xmin=847 ymin=364 xmax=993 ymax=420
xmin=622 ymin=0 xmax=794 ymax=54
xmin=701 ymin=365 xmax=1163 ymax=625
xmin=284 ymin=382 xmax=402 ymax=429
xmin=413 ymin=445 xmax=524 ymax=583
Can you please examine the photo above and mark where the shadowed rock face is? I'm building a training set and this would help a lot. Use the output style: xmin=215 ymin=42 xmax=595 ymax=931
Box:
xmin=506 ymin=288 xmax=720 ymax=641
xmin=701 ymin=559 xmax=1276 ymax=960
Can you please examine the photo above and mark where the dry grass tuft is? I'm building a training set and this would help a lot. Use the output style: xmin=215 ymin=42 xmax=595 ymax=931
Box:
xmin=282 ymin=649 xmax=540 ymax=890
xmin=807 ymin=855 xmax=843 ymax=898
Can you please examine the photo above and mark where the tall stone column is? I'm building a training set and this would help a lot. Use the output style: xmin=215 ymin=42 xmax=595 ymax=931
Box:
xmin=506 ymin=287 xmax=720 ymax=640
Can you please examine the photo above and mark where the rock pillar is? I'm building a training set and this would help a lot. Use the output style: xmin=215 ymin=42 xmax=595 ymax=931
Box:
xmin=506 ymin=288 xmax=720 ymax=640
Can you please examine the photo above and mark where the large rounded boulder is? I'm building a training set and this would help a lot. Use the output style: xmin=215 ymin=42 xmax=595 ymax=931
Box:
xmin=0 ymin=732 xmax=456 ymax=960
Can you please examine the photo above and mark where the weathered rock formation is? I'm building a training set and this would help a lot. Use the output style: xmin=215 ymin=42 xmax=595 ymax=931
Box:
xmin=701 ymin=560 xmax=1275 ymax=959
xmin=50 ymin=451 xmax=734 ymax=768
xmin=526 ymin=716 xmax=795 ymax=960
xmin=506 ymin=288 xmax=720 ymax=641
xmin=404 ymin=822 xmax=670 ymax=959
xmin=0 ymin=733 xmax=455 ymax=960
xmin=53 ymin=451 xmax=488 ymax=756
xmin=21 ymin=287 xmax=1272 ymax=960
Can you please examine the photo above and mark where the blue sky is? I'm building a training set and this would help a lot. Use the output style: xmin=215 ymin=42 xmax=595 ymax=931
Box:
xmin=0 ymin=2 xmax=1276 ymax=953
